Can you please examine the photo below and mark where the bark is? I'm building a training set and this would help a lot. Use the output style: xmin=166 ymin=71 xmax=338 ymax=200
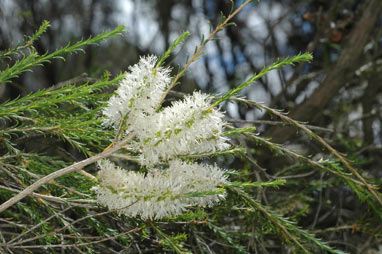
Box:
xmin=266 ymin=0 xmax=382 ymax=143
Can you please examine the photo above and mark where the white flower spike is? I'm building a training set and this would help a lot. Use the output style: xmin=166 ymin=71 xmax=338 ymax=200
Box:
xmin=102 ymin=55 xmax=171 ymax=131
xmin=98 ymin=56 xmax=231 ymax=220
xmin=134 ymin=91 xmax=230 ymax=166
xmin=95 ymin=159 xmax=228 ymax=220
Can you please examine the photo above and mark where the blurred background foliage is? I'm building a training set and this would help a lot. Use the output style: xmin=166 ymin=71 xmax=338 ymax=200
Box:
xmin=0 ymin=0 xmax=381 ymax=253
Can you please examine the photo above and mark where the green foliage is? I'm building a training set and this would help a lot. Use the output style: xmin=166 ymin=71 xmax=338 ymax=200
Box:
xmin=0 ymin=20 xmax=50 ymax=60
xmin=0 ymin=22 xmax=125 ymax=84
xmin=0 ymin=73 xmax=124 ymax=155
xmin=230 ymin=187 xmax=345 ymax=254
xmin=156 ymin=31 xmax=190 ymax=69
xmin=0 ymin=21 xmax=129 ymax=253
xmin=211 ymin=53 xmax=313 ymax=107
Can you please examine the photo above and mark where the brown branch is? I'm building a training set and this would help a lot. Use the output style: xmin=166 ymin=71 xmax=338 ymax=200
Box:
xmin=0 ymin=133 xmax=133 ymax=213
xmin=267 ymin=0 xmax=382 ymax=143
xmin=0 ymin=185 xmax=96 ymax=207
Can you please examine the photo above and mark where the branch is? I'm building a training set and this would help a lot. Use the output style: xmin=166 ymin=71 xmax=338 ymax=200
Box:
xmin=0 ymin=133 xmax=133 ymax=213
xmin=267 ymin=0 xmax=382 ymax=143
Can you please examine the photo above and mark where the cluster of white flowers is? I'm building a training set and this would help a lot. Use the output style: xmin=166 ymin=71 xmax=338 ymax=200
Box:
xmin=95 ymin=159 xmax=228 ymax=220
xmin=96 ymin=55 xmax=230 ymax=219
xmin=102 ymin=55 xmax=171 ymax=131
xmin=134 ymin=91 xmax=230 ymax=166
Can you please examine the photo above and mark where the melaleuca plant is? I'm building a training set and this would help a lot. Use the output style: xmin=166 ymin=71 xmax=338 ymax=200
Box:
xmin=94 ymin=55 xmax=231 ymax=220
xmin=0 ymin=1 xmax=380 ymax=253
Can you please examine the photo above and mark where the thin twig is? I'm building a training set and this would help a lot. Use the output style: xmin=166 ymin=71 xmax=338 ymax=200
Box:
xmin=0 ymin=133 xmax=134 ymax=213
xmin=230 ymin=187 xmax=310 ymax=253
xmin=227 ymin=118 xmax=335 ymax=133
xmin=8 ymin=205 xmax=76 ymax=244
xmin=154 ymin=0 xmax=252 ymax=111
xmin=149 ymin=221 xmax=184 ymax=254
xmin=4 ymin=227 xmax=142 ymax=249
xmin=48 ymin=73 xmax=97 ymax=91
xmin=234 ymin=98 xmax=382 ymax=206
xmin=0 ymin=185 xmax=96 ymax=207
xmin=225 ymin=125 xmax=366 ymax=186
xmin=8 ymin=200 xmax=139 ymax=246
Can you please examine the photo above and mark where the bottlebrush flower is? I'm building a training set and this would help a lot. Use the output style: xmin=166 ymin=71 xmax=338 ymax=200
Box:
xmin=102 ymin=55 xmax=171 ymax=131
xmin=98 ymin=56 xmax=231 ymax=220
xmin=134 ymin=91 xmax=231 ymax=166
xmin=94 ymin=159 xmax=228 ymax=220
xmin=167 ymin=159 xmax=229 ymax=207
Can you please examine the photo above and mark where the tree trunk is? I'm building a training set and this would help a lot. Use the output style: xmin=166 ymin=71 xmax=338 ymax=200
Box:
xmin=267 ymin=0 xmax=382 ymax=143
